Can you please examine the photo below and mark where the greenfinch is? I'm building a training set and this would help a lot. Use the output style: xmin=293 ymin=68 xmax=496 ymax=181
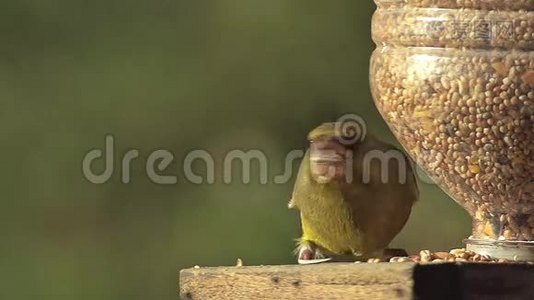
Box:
xmin=289 ymin=122 xmax=419 ymax=263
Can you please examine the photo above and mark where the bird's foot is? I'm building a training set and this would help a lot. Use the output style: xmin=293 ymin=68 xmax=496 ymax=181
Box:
xmin=296 ymin=240 xmax=332 ymax=265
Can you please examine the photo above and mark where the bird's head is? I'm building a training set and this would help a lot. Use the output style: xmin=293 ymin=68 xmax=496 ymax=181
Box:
xmin=307 ymin=123 xmax=352 ymax=183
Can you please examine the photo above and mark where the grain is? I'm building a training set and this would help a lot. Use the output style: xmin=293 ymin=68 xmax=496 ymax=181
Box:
xmin=371 ymin=45 xmax=534 ymax=241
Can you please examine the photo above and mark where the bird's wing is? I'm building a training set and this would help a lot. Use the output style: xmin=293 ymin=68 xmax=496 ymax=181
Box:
xmin=288 ymin=150 xmax=312 ymax=211
xmin=340 ymin=136 xmax=419 ymax=253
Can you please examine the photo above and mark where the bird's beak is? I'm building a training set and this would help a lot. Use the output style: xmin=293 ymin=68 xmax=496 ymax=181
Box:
xmin=309 ymin=151 xmax=344 ymax=164
xmin=309 ymin=137 xmax=346 ymax=163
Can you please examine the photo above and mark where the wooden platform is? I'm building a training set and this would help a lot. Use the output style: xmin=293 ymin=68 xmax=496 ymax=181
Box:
xmin=179 ymin=262 xmax=534 ymax=299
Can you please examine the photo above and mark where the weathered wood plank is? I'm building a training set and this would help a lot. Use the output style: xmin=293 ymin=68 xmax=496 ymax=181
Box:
xmin=179 ymin=263 xmax=414 ymax=300
xmin=179 ymin=262 xmax=534 ymax=300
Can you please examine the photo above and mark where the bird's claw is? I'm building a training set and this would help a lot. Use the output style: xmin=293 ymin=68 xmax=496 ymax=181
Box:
xmin=297 ymin=241 xmax=332 ymax=265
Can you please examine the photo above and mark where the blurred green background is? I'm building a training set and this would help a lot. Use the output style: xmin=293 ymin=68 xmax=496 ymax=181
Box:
xmin=1 ymin=0 xmax=471 ymax=298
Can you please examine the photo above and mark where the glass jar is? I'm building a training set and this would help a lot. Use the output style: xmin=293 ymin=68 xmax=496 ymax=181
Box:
xmin=370 ymin=0 xmax=534 ymax=260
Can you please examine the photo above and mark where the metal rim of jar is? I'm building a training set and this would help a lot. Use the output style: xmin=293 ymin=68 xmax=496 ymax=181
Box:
xmin=464 ymin=238 xmax=534 ymax=261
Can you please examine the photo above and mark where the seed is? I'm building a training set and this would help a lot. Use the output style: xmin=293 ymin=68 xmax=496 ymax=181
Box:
xmin=503 ymin=229 xmax=514 ymax=239
xmin=371 ymin=22 xmax=534 ymax=243
xmin=492 ymin=62 xmax=508 ymax=76
xmin=450 ymin=248 xmax=466 ymax=258
xmin=409 ymin=255 xmax=421 ymax=262
xmin=432 ymin=252 xmax=451 ymax=260
xmin=521 ymin=70 xmax=534 ymax=86
xmin=420 ymin=250 xmax=432 ymax=262
xmin=469 ymin=164 xmax=481 ymax=174
xmin=389 ymin=257 xmax=401 ymax=263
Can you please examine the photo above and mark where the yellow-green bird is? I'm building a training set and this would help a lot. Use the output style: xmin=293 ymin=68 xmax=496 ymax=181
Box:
xmin=289 ymin=122 xmax=419 ymax=263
